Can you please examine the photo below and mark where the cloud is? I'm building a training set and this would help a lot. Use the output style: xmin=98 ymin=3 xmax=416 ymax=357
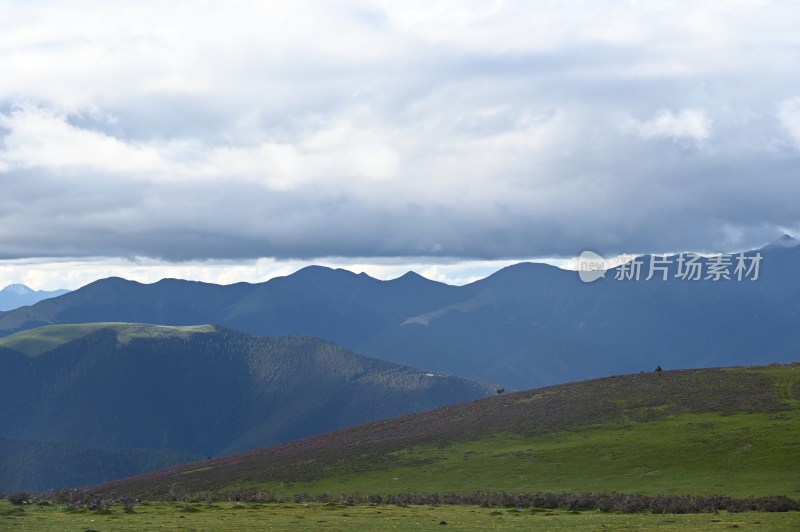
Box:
xmin=626 ymin=108 xmax=712 ymax=142
xmin=778 ymin=97 xmax=800 ymax=147
xmin=0 ymin=106 xmax=167 ymax=174
xmin=0 ymin=0 xmax=799 ymax=268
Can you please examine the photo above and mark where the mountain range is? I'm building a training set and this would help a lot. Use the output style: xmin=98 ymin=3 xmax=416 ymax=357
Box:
xmin=0 ymin=284 xmax=69 ymax=311
xmin=1 ymin=238 xmax=797 ymax=389
xmin=0 ymin=323 xmax=492 ymax=492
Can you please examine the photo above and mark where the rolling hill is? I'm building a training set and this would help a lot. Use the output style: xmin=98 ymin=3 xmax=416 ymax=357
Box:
xmin=0 ymin=323 xmax=493 ymax=492
xmin=90 ymin=363 xmax=800 ymax=501
xmin=0 ymin=238 xmax=798 ymax=389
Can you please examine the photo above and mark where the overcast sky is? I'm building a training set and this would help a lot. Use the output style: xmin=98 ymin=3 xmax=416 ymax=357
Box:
xmin=1 ymin=0 xmax=799 ymax=289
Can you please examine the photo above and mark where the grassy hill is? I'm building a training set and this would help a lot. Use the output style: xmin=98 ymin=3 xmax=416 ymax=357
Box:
xmin=90 ymin=364 xmax=800 ymax=500
xmin=0 ymin=323 xmax=493 ymax=492
xmin=0 ymin=322 xmax=215 ymax=356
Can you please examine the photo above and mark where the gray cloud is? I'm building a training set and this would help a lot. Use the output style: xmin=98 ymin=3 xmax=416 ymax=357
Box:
xmin=1 ymin=0 xmax=799 ymax=264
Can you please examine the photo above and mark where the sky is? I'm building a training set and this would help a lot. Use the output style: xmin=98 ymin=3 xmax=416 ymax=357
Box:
xmin=1 ymin=0 xmax=799 ymax=290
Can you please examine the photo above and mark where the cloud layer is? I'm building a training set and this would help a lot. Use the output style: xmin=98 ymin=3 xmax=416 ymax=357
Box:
xmin=1 ymin=0 xmax=799 ymax=264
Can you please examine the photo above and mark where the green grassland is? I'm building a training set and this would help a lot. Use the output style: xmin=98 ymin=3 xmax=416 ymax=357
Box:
xmin=7 ymin=363 xmax=798 ymax=529
xmin=93 ymin=364 xmax=800 ymax=503
xmin=0 ymin=323 xmax=216 ymax=356
xmin=2 ymin=500 xmax=798 ymax=531
xmin=251 ymin=410 xmax=800 ymax=499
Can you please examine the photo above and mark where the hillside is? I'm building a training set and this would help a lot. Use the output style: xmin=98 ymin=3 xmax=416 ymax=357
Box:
xmin=0 ymin=437 xmax=201 ymax=495
xmin=90 ymin=364 xmax=800 ymax=500
xmin=1 ymin=239 xmax=798 ymax=389
xmin=0 ymin=323 xmax=493 ymax=492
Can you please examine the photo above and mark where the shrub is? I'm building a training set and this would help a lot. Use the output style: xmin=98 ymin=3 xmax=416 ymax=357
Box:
xmin=119 ymin=497 xmax=138 ymax=513
xmin=7 ymin=492 xmax=30 ymax=505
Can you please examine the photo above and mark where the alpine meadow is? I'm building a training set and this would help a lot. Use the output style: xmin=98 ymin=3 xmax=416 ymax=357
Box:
xmin=1 ymin=1 xmax=800 ymax=530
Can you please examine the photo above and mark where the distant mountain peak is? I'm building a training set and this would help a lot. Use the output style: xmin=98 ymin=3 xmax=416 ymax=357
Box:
xmin=394 ymin=271 xmax=427 ymax=282
xmin=763 ymin=233 xmax=799 ymax=250
xmin=0 ymin=284 xmax=70 ymax=312
xmin=2 ymin=284 xmax=33 ymax=295
xmin=291 ymin=265 xmax=350 ymax=278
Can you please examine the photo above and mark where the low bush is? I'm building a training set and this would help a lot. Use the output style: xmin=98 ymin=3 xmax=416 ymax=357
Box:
xmin=7 ymin=492 xmax=30 ymax=505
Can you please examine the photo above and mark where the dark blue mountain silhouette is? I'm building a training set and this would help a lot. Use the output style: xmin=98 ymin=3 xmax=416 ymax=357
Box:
xmin=0 ymin=237 xmax=797 ymax=389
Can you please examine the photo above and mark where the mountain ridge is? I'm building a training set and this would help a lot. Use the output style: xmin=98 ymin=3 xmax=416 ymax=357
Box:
xmin=0 ymin=238 xmax=797 ymax=388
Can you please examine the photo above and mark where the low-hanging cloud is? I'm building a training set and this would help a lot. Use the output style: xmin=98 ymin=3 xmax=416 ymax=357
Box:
xmin=1 ymin=0 xmax=800 ymax=264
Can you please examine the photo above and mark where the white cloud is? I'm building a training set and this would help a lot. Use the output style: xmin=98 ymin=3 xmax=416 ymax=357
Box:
xmin=626 ymin=108 xmax=712 ymax=142
xmin=0 ymin=0 xmax=798 ymax=287
xmin=0 ymin=106 xmax=167 ymax=174
xmin=0 ymin=105 xmax=401 ymax=190
xmin=778 ymin=97 xmax=800 ymax=147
